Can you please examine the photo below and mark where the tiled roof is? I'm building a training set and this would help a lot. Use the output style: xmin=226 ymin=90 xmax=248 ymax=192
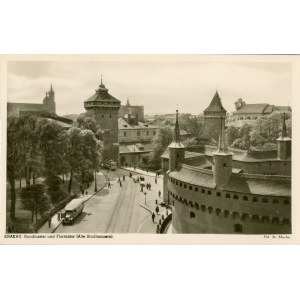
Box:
xmin=225 ymin=173 xmax=291 ymax=197
xmin=233 ymin=103 xmax=270 ymax=114
xmin=119 ymin=143 xmax=154 ymax=154
xmin=118 ymin=118 xmax=158 ymax=129
xmin=169 ymin=164 xmax=291 ymax=197
xmin=169 ymin=164 xmax=216 ymax=189
xmin=204 ymin=91 xmax=227 ymax=113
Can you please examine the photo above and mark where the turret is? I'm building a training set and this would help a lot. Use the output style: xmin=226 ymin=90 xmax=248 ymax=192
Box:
xmin=43 ymin=84 xmax=56 ymax=113
xmin=277 ymin=112 xmax=291 ymax=160
xmin=213 ymin=116 xmax=232 ymax=188
xmin=168 ymin=110 xmax=185 ymax=171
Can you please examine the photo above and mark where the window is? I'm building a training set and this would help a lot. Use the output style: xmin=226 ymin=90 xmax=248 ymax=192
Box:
xmin=242 ymin=213 xmax=249 ymax=221
xmin=102 ymin=115 xmax=104 ymax=118
xmin=216 ymin=192 xmax=221 ymax=197
xmin=223 ymin=163 xmax=227 ymax=167
xmin=190 ymin=212 xmax=195 ymax=218
xmin=175 ymin=181 xmax=178 ymax=185
xmin=177 ymin=154 xmax=180 ymax=158
xmin=208 ymin=207 xmax=213 ymax=214
xmin=146 ymin=131 xmax=149 ymax=136
xmin=195 ymin=187 xmax=198 ymax=192
xmin=194 ymin=203 xmax=199 ymax=210
xmin=184 ymin=184 xmax=187 ymax=188
xmin=234 ymin=224 xmax=243 ymax=233
xmin=207 ymin=190 xmax=211 ymax=195
xmin=179 ymin=183 xmax=182 ymax=187
xmin=226 ymin=193 xmax=230 ymax=199
xmin=201 ymin=189 xmax=205 ymax=193
xmin=243 ymin=196 xmax=248 ymax=201
xmin=109 ymin=115 xmax=112 ymax=118
xmin=124 ymin=132 xmax=127 ymax=137
xmin=189 ymin=186 xmax=192 ymax=190
xmin=252 ymin=215 xmax=259 ymax=222
xmin=234 ymin=195 xmax=238 ymax=200
xmin=253 ymin=197 xmax=258 ymax=202
xmin=189 ymin=201 xmax=194 ymax=208
xmin=201 ymin=205 xmax=206 ymax=212
xmin=284 ymin=199 xmax=290 ymax=205
xmin=224 ymin=210 xmax=229 ymax=217
xmin=216 ymin=208 xmax=221 ymax=216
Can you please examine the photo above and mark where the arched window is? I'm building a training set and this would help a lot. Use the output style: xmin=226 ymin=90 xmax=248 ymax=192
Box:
xmin=194 ymin=203 xmax=199 ymax=210
xmin=262 ymin=198 xmax=268 ymax=203
xmin=208 ymin=207 xmax=213 ymax=214
xmin=201 ymin=205 xmax=206 ymax=212
xmin=190 ymin=212 xmax=195 ymax=218
xmin=242 ymin=213 xmax=249 ymax=221
xmin=216 ymin=208 xmax=221 ymax=216
xmin=216 ymin=192 xmax=221 ymax=197
xmin=226 ymin=193 xmax=230 ymax=199
xmin=207 ymin=190 xmax=212 ymax=195
xmin=232 ymin=212 xmax=239 ymax=219
xmin=284 ymin=199 xmax=290 ymax=205
xmin=253 ymin=197 xmax=258 ymax=202
xmin=201 ymin=189 xmax=205 ymax=193
xmin=234 ymin=224 xmax=243 ymax=233
xmin=243 ymin=196 xmax=248 ymax=201
xmin=234 ymin=195 xmax=238 ymax=200
xmin=188 ymin=201 xmax=194 ymax=208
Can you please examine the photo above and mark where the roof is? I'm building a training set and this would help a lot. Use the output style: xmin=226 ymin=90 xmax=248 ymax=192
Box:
xmin=118 ymin=118 xmax=158 ymax=129
xmin=65 ymin=198 xmax=85 ymax=210
xmin=204 ymin=91 xmax=227 ymax=113
xmin=8 ymin=102 xmax=45 ymax=112
xmin=162 ymin=148 xmax=204 ymax=159
xmin=84 ymin=82 xmax=121 ymax=104
xmin=233 ymin=103 xmax=270 ymax=114
xmin=119 ymin=143 xmax=155 ymax=154
xmin=169 ymin=164 xmax=291 ymax=197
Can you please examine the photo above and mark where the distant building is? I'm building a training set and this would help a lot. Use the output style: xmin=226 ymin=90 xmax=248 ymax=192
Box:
xmin=232 ymin=98 xmax=291 ymax=125
xmin=118 ymin=114 xmax=158 ymax=167
xmin=8 ymin=84 xmax=56 ymax=117
xmin=84 ymin=77 xmax=121 ymax=162
xmin=119 ymin=99 xmax=144 ymax=122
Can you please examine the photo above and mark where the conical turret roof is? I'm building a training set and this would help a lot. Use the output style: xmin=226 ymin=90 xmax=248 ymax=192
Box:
xmin=204 ymin=91 xmax=227 ymax=113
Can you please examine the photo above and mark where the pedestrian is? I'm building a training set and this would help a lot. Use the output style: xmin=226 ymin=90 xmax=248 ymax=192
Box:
xmin=118 ymin=177 xmax=120 ymax=183
xmin=87 ymin=183 xmax=90 ymax=188
xmin=155 ymin=178 xmax=157 ymax=184
xmin=108 ymin=181 xmax=111 ymax=188
xmin=119 ymin=181 xmax=122 ymax=187
xmin=48 ymin=217 xmax=52 ymax=227
xmin=152 ymin=212 xmax=155 ymax=223
xmin=81 ymin=189 xmax=84 ymax=196
xmin=85 ymin=190 xmax=88 ymax=196
xmin=158 ymin=190 xmax=161 ymax=198
xmin=129 ymin=172 xmax=132 ymax=178
xmin=140 ymin=185 xmax=143 ymax=192
xmin=123 ymin=175 xmax=125 ymax=181
xmin=149 ymin=183 xmax=151 ymax=190
xmin=156 ymin=206 xmax=159 ymax=215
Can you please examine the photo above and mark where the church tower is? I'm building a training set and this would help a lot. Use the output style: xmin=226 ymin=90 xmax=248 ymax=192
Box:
xmin=213 ymin=116 xmax=232 ymax=189
xmin=168 ymin=110 xmax=185 ymax=172
xmin=84 ymin=76 xmax=121 ymax=161
xmin=43 ymin=84 xmax=56 ymax=114
xmin=203 ymin=91 xmax=227 ymax=143
xmin=277 ymin=112 xmax=292 ymax=160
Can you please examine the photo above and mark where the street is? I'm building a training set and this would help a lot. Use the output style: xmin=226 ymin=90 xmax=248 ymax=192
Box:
xmin=54 ymin=168 xmax=164 ymax=233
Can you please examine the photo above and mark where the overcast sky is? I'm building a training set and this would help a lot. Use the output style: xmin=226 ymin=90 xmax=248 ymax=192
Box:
xmin=7 ymin=58 xmax=292 ymax=116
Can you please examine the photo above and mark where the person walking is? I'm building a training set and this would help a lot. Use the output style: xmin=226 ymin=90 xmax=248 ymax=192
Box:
xmin=155 ymin=206 xmax=159 ymax=215
xmin=158 ymin=190 xmax=161 ymax=198
xmin=119 ymin=181 xmax=122 ymax=187
xmin=129 ymin=172 xmax=132 ymax=178
xmin=155 ymin=178 xmax=157 ymax=184
xmin=152 ymin=212 xmax=155 ymax=223
xmin=123 ymin=175 xmax=125 ymax=181
xmin=140 ymin=185 xmax=143 ymax=192
xmin=85 ymin=190 xmax=88 ymax=196
xmin=149 ymin=183 xmax=151 ymax=190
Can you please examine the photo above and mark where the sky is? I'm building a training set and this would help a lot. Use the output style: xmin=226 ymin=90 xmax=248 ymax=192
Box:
xmin=7 ymin=58 xmax=292 ymax=116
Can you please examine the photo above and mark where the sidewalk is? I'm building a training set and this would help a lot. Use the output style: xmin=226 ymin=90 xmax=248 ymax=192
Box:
xmin=138 ymin=198 xmax=171 ymax=233
xmin=38 ymin=172 xmax=107 ymax=233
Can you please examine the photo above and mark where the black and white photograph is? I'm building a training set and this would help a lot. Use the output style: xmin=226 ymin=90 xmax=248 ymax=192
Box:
xmin=1 ymin=55 xmax=297 ymax=243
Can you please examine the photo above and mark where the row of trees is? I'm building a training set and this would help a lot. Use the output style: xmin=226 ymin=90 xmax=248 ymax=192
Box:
xmin=226 ymin=112 xmax=292 ymax=150
xmin=7 ymin=115 xmax=103 ymax=221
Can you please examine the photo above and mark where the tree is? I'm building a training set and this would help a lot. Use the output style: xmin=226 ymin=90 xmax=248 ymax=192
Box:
xmin=226 ymin=125 xmax=239 ymax=147
xmin=20 ymin=184 xmax=51 ymax=223
xmin=181 ymin=115 xmax=204 ymax=138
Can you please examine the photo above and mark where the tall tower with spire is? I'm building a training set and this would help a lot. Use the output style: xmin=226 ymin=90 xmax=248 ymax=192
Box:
xmin=202 ymin=91 xmax=227 ymax=143
xmin=168 ymin=110 xmax=185 ymax=172
xmin=84 ymin=76 xmax=121 ymax=161
xmin=213 ymin=115 xmax=232 ymax=188
xmin=43 ymin=84 xmax=56 ymax=114
xmin=277 ymin=112 xmax=292 ymax=160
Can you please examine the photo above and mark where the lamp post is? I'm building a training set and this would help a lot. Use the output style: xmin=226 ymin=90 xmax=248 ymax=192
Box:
xmin=144 ymin=192 xmax=147 ymax=205
xmin=94 ymin=170 xmax=98 ymax=192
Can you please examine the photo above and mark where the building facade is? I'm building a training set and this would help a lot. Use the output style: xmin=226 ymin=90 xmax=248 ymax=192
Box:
xmin=84 ymin=78 xmax=121 ymax=161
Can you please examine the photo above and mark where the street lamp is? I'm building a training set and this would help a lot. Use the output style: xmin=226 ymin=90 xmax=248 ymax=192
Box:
xmin=94 ymin=170 xmax=98 ymax=192
xmin=144 ymin=192 xmax=147 ymax=205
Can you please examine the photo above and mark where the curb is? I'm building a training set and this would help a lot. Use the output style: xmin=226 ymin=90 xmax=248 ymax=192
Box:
xmin=119 ymin=167 xmax=160 ymax=178
xmin=46 ymin=173 xmax=107 ymax=234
